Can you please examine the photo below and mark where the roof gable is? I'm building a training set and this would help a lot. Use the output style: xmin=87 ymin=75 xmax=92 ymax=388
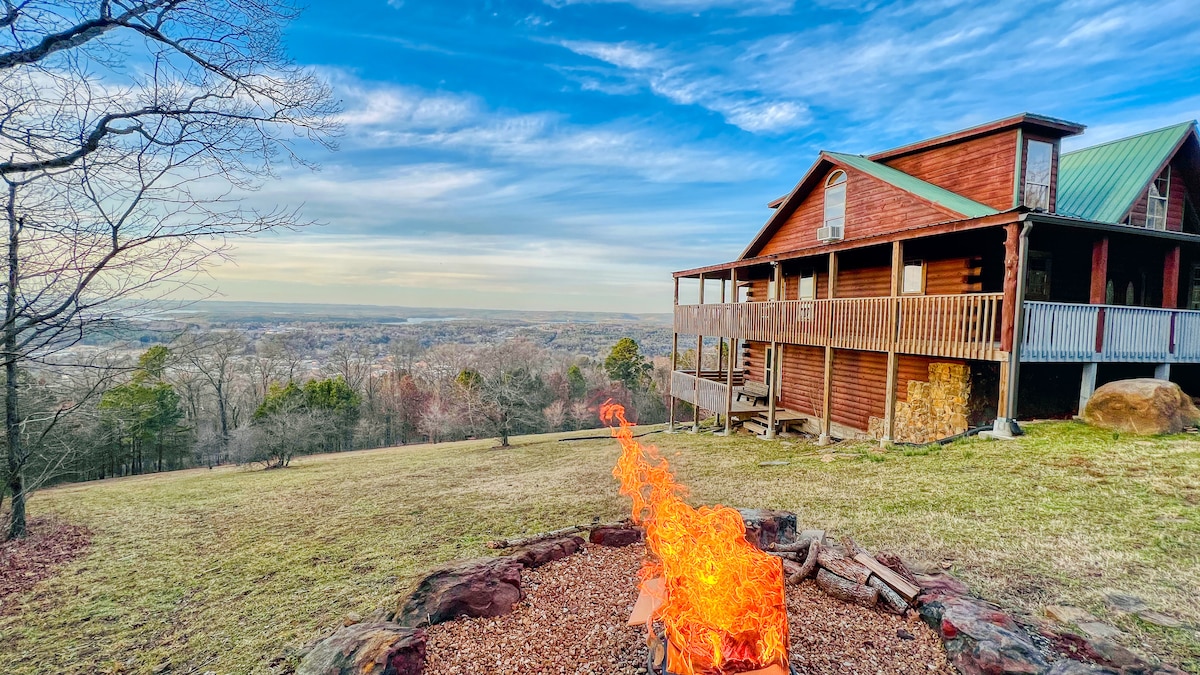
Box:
xmin=1057 ymin=121 xmax=1198 ymax=223
xmin=740 ymin=153 xmax=999 ymax=259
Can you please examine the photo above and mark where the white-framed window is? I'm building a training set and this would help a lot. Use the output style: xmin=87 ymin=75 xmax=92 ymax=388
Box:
xmin=821 ymin=170 xmax=847 ymax=236
xmin=764 ymin=346 xmax=774 ymax=388
xmin=1147 ymin=167 xmax=1170 ymax=231
xmin=766 ymin=278 xmax=778 ymax=301
xmin=901 ymin=260 xmax=925 ymax=294
xmin=798 ymin=271 xmax=816 ymax=300
xmin=1023 ymin=140 xmax=1053 ymax=211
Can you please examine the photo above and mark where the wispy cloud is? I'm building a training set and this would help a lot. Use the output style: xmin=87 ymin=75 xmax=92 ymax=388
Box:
xmin=544 ymin=0 xmax=795 ymax=16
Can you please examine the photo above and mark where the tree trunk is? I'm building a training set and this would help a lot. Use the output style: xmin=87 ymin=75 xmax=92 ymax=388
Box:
xmin=5 ymin=183 xmax=26 ymax=540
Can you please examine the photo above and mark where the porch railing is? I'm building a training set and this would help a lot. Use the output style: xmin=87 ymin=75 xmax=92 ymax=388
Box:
xmin=674 ymin=293 xmax=1004 ymax=361
xmin=1021 ymin=301 xmax=1200 ymax=363
xmin=670 ymin=370 xmax=729 ymax=412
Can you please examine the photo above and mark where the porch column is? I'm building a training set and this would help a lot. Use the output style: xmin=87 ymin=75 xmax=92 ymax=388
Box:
xmin=717 ymin=276 xmax=727 ymax=429
xmin=1090 ymin=237 xmax=1109 ymax=304
xmin=820 ymin=252 xmax=837 ymax=445
xmin=1001 ymin=224 xmax=1020 ymax=351
xmin=723 ymin=268 xmax=737 ymax=436
xmin=668 ymin=277 xmax=679 ymax=433
xmin=766 ymin=263 xmax=781 ymax=439
xmin=1164 ymin=245 xmax=1181 ymax=308
xmin=693 ymin=273 xmax=704 ymax=432
xmin=882 ymin=241 xmax=902 ymax=446
xmin=1078 ymin=362 xmax=1098 ymax=414
xmin=1155 ymin=363 xmax=1171 ymax=380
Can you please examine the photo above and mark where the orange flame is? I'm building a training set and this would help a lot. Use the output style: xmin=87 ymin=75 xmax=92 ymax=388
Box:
xmin=601 ymin=402 xmax=789 ymax=675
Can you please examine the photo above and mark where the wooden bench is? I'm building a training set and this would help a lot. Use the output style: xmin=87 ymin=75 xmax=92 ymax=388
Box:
xmin=737 ymin=380 xmax=770 ymax=405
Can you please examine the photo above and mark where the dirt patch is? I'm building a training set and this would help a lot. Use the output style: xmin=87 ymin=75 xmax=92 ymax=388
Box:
xmin=0 ymin=517 xmax=91 ymax=609
xmin=424 ymin=543 xmax=953 ymax=675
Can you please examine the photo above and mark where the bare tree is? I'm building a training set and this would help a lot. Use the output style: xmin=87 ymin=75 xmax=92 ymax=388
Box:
xmin=460 ymin=340 xmax=550 ymax=448
xmin=178 ymin=331 xmax=245 ymax=463
xmin=0 ymin=1 xmax=337 ymax=538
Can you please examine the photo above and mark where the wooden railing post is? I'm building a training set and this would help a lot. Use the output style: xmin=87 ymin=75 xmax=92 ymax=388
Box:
xmin=694 ymin=273 xmax=704 ymax=432
xmin=668 ymin=277 xmax=680 ymax=433
xmin=723 ymin=268 xmax=737 ymax=435
xmin=882 ymin=242 xmax=902 ymax=445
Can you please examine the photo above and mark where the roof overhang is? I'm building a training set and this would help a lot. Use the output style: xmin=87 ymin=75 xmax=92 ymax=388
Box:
xmin=869 ymin=113 xmax=1086 ymax=162
xmin=1026 ymin=212 xmax=1200 ymax=243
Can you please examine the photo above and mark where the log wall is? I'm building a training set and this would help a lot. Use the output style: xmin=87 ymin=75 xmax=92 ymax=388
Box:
xmin=758 ymin=168 xmax=958 ymax=256
xmin=881 ymin=130 xmax=1019 ymax=211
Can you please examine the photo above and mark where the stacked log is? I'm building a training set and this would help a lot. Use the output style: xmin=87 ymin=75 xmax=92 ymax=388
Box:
xmin=769 ymin=534 xmax=920 ymax=615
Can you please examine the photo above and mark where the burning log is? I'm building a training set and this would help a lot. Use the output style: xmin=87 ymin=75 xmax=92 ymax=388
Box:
xmin=867 ymin=576 xmax=909 ymax=615
xmin=816 ymin=548 xmax=872 ymax=585
xmin=816 ymin=569 xmax=878 ymax=608
xmin=787 ymin=538 xmax=820 ymax=585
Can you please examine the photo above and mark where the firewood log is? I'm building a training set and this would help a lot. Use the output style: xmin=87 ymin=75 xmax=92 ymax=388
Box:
xmin=816 ymin=569 xmax=878 ymax=608
xmin=768 ymin=537 xmax=813 ymax=553
xmin=874 ymin=551 xmax=919 ymax=587
xmin=841 ymin=536 xmax=870 ymax=558
xmin=788 ymin=538 xmax=820 ymax=585
xmin=767 ymin=551 xmax=800 ymax=561
xmin=817 ymin=548 xmax=872 ymax=585
xmin=868 ymin=576 xmax=909 ymax=615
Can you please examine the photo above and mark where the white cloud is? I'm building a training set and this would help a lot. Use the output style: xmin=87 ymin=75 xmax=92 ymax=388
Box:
xmin=544 ymin=0 xmax=795 ymax=16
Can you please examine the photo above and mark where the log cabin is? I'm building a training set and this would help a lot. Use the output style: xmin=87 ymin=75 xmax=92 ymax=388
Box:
xmin=669 ymin=113 xmax=1200 ymax=443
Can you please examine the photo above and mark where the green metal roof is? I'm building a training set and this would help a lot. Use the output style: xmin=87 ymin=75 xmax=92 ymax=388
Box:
xmin=823 ymin=151 xmax=1000 ymax=219
xmin=1057 ymin=121 xmax=1196 ymax=223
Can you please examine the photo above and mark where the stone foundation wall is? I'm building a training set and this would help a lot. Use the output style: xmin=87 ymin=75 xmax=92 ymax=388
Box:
xmin=869 ymin=363 xmax=971 ymax=443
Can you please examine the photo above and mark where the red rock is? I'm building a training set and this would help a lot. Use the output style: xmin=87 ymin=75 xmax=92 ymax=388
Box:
xmin=508 ymin=536 xmax=584 ymax=569
xmin=396 ymin=557 xmax=522 ymax=627
xmin=588 ymin=525 xmax=643 ymax=547
xmin=297 ymin=622 xmax=425 ymax=675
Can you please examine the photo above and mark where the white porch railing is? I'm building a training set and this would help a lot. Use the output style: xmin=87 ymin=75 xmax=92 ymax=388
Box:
xmin=1022 ymin=301 xmax=1200 ymax=363
xmin=670 ymin=370 xmax=729 ymax=413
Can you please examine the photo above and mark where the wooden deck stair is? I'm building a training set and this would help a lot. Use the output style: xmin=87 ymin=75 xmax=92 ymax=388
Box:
xmin=742 ymin=408 xmax=807 ymax=436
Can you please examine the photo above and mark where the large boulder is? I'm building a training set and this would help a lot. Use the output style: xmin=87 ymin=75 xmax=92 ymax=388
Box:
xmin=297 ymin=622 xmax=425 ymax=675
xmin=395 ymin=557 xmax=522 ymax=628
xmin=937 ymin=596 xmax=1049 ymax=674
xmin=1082 ymin=378 xmax=1200 ymax=435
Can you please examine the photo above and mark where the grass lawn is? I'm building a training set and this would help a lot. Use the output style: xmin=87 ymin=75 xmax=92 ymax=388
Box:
xmin=1 ymin=421 xmax=1198 ymax=673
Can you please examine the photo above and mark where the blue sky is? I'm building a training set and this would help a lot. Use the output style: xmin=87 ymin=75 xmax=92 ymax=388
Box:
xmin=209 ymin=0 xmax=1200 ymax=313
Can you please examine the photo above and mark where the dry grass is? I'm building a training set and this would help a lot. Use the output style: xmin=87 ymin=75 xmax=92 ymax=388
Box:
xmin=1 ymin=421 xmax=1197 ymax=673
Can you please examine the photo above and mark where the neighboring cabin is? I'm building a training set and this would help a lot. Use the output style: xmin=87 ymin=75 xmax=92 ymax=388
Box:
xmin=670 ymin=114 xmax=1200 ymax=442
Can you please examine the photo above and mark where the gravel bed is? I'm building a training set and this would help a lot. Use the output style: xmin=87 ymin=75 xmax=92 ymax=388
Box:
xmin=424 ymin=543 xmax=953 ymax=675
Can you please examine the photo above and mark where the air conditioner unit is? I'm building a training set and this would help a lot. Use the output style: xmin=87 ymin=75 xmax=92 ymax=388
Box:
xmin=816 ymin=225 xmax=843 ymax=242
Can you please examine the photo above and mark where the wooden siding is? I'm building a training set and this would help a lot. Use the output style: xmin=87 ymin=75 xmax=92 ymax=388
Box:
xmin=778 ymin=344 xmax=825 ymax=418
xmin=881 ymin=130 xmax=1019 ymax=211
xmin=739 ymin=341 xmax=965 ymax=434
xmin=758 ymin=168 xmax=959 ymax=256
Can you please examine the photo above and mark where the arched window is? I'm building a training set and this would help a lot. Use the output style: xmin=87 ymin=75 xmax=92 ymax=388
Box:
xmin=820 ymin=170 xmax=846 ymax=241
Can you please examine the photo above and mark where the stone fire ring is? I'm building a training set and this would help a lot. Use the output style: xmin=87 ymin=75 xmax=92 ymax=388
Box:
xmin=293 ymin=512 xmax=1183 ymax=675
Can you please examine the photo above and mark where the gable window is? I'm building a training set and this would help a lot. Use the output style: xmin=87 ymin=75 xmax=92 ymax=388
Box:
xmin=819 ymin=170 xmax=847 ymax=241
xmin=1147 ymin=167 xmax=1170 ymax=231
xmin=1023 ymin=140 xmax=1054 ymax=211
xmin=901 ymin=260 xmax=925 ymax=294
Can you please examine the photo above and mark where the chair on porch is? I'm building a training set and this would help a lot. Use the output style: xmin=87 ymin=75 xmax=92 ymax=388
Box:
xmin=736 ymin=380 xmax=770 ymax=406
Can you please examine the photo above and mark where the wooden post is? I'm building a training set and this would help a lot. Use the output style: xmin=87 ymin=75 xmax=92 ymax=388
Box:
xmin=694 ymin=273 xmax=704 ymax=432
xmin=1079 ymin=362 xmax=1097 ymax=413
xmin=766 ymin=263 xmax=780 ymax=439
xmin=1164 ymin=245 xmax=1181 ymax=309
xmin=723 ymin=268 xmax=737 ymax=435
xmin=1090 ymin=237 xmax=1109 ymax=304
xmin=820 ymin=252 xmax=837 ymax=445
xmin=668 ymin=277 xmax=679 ymax=433
xmin=882 ymin=242 xmax=902 ymax=445
xmin=997 ymin=358 xmax=1010 ymax=420
xmin=1001 ymin=224 xmax=1020 ymax=351
xmin=717 ymin=276 xmax=727 ymax=428
xmin=1155 ymin=363 xmax=1171 ymax=380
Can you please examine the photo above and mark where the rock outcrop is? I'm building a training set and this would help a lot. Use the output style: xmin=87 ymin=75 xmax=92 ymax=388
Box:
xmin=297 ymin=622 xmax=425 ymax=675
xmin=1082 ymin=378 xmax=1200 ymax=435
xmin=396 ymin=557 xmax=522 ymax=628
